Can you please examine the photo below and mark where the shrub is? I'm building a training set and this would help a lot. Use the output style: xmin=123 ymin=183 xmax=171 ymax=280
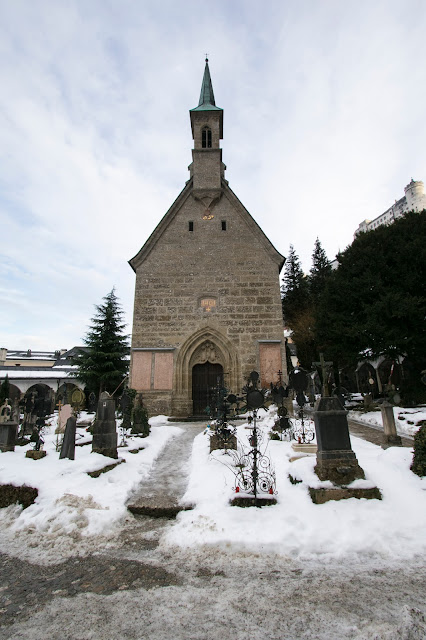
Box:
xmin=410 ymin=422 xmax=426 ymax=477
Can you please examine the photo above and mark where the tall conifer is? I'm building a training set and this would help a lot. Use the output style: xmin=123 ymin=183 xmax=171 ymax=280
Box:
xmin=72 ymin=289 xmax=129 ymax=396
xmin=281 ymin=245 xmax=309 ymax=327
xmin=309 ymin=238 xmax=332 ymax=303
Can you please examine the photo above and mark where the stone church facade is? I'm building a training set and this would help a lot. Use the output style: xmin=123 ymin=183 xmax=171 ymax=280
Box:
xmin=129 ymin=61 xmax=286 ymax=417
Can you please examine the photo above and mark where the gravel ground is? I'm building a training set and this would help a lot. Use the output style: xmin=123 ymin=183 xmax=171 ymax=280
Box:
xmin=1 ymin=512 xmax=425 ymax=640
xmin=0 ymin=421 xmax=424 ymax=639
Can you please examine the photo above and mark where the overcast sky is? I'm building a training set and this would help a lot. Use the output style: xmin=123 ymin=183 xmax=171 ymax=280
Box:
xmin=1 ymin=0 xmax=425 ymax=351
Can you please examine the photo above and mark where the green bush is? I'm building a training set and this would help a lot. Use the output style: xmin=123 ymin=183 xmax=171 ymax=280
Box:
xmin=410 ymin=422 xmax=426 ymax=477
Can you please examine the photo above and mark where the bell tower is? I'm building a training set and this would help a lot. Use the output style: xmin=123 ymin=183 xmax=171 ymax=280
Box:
xmin=189 ymin=58 xmax=225 ymax=210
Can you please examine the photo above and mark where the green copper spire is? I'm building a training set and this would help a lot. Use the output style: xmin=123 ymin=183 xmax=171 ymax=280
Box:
xmin=199 ymin=58 xmax=215 ymax=106
xmin=190 ymin=58 xmax=222 ymax=112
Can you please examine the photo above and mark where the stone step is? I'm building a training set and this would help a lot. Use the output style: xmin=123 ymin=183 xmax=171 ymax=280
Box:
xmin=127 ymin=498 xmax=194 ymax=519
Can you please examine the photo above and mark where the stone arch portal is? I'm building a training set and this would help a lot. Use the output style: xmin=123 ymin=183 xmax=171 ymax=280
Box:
xmin=171 ymin=327 xmax=241 ymax=417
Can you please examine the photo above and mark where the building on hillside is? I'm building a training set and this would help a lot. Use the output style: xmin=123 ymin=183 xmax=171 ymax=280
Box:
xmin=129 ymin=60 xmax=286 ymax=418
xmin=354 ymin=179 xmax=426 ymax=237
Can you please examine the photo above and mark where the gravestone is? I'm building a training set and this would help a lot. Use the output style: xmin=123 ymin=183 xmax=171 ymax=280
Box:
xmin=56 ymin=404 xmax=73 ymax=434
xmin=363 ymin=393 xmax=373 ymax=410
xmin=381 ymin=401 xmax=402 ymax=448
xmin=0 ymin=399 xmax=18 ymax=452
xmin=92 ymin=392 xmax=118 ymax=459
xmin=59 ymin=416 xmax=77 ymax=460
xmin=313 ymin=396 xmax=365 ymax=485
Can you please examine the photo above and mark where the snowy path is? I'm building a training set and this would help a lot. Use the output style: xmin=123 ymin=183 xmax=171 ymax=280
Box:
xmin=348 ymin=416 xmax=414 ymax=447
xmin=126 ymin=421 xmax=205 ymax=516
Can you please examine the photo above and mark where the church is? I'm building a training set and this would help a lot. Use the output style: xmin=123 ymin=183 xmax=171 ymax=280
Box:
xmin=129 ymin=60 xmax=286 ymax=418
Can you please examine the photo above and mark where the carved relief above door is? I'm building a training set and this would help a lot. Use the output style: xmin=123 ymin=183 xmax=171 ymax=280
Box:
xmin=192 ymin=340 xmax=220 ymax=365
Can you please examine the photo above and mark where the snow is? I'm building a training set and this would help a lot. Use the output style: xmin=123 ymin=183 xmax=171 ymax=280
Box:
xmin=1 ymin=368 xmax=76 ymax=379
xmin=0 ymin=412 xmax=181 ymax=543
xmin=348 ymin=404 xmax=426 ymax=437
xmin=163 ymin=410 xmax=426 ymax=561
xmin=0 ymin=408 xmax=425 ymax=565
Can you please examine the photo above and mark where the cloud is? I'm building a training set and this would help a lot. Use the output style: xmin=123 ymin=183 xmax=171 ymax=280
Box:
xmin=1 ymin=0 xmax=425 ymax=349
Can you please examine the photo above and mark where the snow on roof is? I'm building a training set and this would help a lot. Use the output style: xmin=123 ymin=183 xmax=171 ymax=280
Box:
xmin=0 ymin=367 xmax=77 ymax=379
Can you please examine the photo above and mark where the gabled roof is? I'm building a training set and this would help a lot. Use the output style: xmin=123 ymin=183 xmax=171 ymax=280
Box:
xmin=128 ymin=179 xmax=285 ymax=273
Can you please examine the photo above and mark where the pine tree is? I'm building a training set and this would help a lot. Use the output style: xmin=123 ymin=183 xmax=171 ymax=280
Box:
xmin=309 ymin=238 xmax=332 ymax=304
xmin=72 ymin=289 xmax=129 ymax=396
xmin=281 ymin=245 xmax=309 ymax=327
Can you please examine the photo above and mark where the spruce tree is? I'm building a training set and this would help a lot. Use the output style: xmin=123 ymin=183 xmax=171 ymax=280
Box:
xmin=281 ymin=245 xmax=309 ymax=327
xmin=72 ymin=289 xmax=129 ymax=396
xmin=309 ymin=238 xmax=332 ymax=304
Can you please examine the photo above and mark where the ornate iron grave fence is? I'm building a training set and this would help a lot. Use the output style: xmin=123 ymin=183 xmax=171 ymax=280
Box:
xmin=217 ymin=372 xmax=277 ymax=506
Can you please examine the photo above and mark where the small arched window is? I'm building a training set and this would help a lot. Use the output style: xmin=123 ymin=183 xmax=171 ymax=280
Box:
xmin=202 ymin=127 xmax=212 ymax=148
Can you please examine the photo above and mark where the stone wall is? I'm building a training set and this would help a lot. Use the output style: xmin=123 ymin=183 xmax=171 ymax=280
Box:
xmin=130 ymin=183 xmax=285 ymax=416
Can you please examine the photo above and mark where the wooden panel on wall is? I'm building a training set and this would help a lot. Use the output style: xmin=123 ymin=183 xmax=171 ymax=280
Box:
xmin=153 ymin=352 xmax=174 ymax=390
xmin=131 ymin=351 xmax=152 ymax=390
xmin=259 ymin=343 xmax=281 ymax=388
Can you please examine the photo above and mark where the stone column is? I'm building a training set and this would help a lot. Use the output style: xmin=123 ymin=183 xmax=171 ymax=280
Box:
xmin=381 ymin=401 xmax=402 ymax=448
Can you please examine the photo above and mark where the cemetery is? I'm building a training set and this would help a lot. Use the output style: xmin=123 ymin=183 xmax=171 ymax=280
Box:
xmin=1 ymin=14 xmax=425 ymax=638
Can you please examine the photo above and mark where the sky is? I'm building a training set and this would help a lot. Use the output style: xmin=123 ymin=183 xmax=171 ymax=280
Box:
xmin=1 ymin=0 xmax=425 ymax=351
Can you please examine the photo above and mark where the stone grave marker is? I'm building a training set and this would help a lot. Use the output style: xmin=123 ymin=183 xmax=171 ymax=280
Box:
xmin=0 ymin=399 xmax=18 ymax=452
xmin=59 ymin=416 xmax=77 ymax=460
xmin=310 ymin=396 xmax=381 ymax=503
xmin=56 ymin=404 xmax=73 ymax=434
xmin=92 ymin=392 xmax=118 ymax=458
xmin=381 ymin=401 xmax=402 ymax=448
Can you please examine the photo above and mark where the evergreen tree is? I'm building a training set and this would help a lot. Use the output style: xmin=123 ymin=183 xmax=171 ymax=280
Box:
xmin=309 ymin=238 xmax=332 ymax=304
xmin=281 ymin=245 xmax=309 ymax=327
xmin=315 ymin=211 xmax=426 ymax=382
xmin=72 ymin=289 xmax=129 ymax=396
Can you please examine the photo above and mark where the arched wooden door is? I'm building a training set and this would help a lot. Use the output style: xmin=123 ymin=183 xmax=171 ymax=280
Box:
xmin=192 ymin=362 xmax=223 ymax=416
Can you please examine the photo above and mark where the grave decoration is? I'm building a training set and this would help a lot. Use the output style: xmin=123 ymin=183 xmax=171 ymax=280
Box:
xmin=25 ymin=416 xmax=47 ymax=459
xmin=132 ymin=392 xmax=150 ymax=437
xmin=228 ymin=372 xmax=277 ymax=507
xmin=270 ymin=370 xmax=292 ymax=440
xmin=22 ymin=392 xmax=37 ymax=436
xmin=288 ymin=367 xmax=315 ymax=445
xmin=71 ymin=388 xmax=85 ymax=412
xmin=207 ymin=379 xmax=238 ymax=453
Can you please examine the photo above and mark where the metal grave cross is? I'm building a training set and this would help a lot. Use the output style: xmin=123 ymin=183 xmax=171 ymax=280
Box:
xmin=312 ymin=352 xmax=333 ymax=397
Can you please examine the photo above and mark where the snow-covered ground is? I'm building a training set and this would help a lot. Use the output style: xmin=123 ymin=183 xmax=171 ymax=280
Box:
xmin=0 ymin=408 xmax=425 ymax=564
xmin=1 ymin=410 xmax=425 ymax=639
xmin=348 ymin=404 xmax=426 ymax=437
xmin=0 ymin=413 xmax=181 ymax=552
xmin=164 ymin=409 xmax=426 ymax=560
